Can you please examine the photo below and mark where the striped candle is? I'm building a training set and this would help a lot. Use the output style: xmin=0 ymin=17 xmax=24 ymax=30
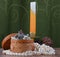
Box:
xmin=30 ymin=2 xmax=36 ymax=35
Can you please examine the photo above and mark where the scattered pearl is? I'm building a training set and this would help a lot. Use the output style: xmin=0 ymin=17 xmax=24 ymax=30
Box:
xmin=2 ymin=43 xmax=55 ymax=55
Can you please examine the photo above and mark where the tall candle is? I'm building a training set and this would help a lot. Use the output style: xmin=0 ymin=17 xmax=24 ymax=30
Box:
xmin=30 ymin=2 xmax=36 ymax=35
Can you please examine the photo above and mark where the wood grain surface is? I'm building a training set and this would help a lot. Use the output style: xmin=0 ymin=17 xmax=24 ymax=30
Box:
xmin=0 ymin=48 xmax=60 ymax=57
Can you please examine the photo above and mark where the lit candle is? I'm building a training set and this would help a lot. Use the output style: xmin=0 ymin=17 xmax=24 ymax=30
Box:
xmin=30 ymin=2 xmax=36 ymax=36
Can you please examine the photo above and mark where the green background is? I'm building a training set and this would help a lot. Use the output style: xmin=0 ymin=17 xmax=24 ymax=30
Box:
xmin=0 ymin=0 xmax=60 ymax=47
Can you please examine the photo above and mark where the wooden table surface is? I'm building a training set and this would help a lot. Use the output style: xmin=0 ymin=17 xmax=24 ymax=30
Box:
xmin=0 ymin=48 xmax=60 ymax=57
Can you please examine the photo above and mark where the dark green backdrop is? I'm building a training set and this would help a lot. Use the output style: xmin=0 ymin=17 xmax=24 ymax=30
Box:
xmin=0 ymin=0 xmax=60 ymax=47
